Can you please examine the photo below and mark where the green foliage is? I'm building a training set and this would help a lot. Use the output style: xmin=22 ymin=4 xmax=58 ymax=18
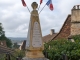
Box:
xmin=44 ymin=35 xmax=80 ymax=60
xmin=0 ymin=23 xmax=12 ymax=48
xmin=0 ymin=23 xmax=4 ymax=36
xmin=0 ymin=54 xmax=5 ymax=60
xmin=13 ymin=43 xmax=20 ymax=49
xmin=0 ymin=34 xmax=12 ymax=48
xmin=11 ymin=49 xmax=25 ymax=60
xmin=0 ymin=49 xmax=25 ymax=60
xmin=72 ymin=35 xmax=80 ymax=42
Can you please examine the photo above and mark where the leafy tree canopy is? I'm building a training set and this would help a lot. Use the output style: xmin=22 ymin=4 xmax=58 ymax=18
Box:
xmin=0 ymin=23 xmax=12 ymax=48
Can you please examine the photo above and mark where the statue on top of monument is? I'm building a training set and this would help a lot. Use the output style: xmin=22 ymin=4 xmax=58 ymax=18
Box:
xmin=31 ymin=2 xmax=38 ymax=10
xmin=30 ymin=2 xmax=39 ymax=22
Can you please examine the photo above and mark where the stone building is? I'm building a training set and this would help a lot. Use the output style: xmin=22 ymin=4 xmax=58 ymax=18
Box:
xmin=19 ymin=40 xmax=26 ymax=50
xmin=0 ymin=41 xmax=7 ymax=47
xmin=43 ymin=5 xmax=80 ymax=43
xmin=0 ymin=41 xmax=14 ymax=54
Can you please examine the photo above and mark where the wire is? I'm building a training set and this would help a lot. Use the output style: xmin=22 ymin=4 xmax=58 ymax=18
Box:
xmin=26 ymin=5 xmax=31 ymax=13
xmin=39 ymin=4 xmax=46 ymax=14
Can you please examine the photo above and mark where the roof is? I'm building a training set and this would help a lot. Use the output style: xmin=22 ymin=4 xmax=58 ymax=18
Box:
xmin=42 ymin=15 xmax=71 ymax=42
xmin=0 ymin=45 xmax=14 ymax=54
xmin=43 ymin=33 xmax=57 ymax=43
xmin=52 ymin=15 xmax=71 ymax=40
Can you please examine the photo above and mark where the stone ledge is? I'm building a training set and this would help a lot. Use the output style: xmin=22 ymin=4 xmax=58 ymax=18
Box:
xmin=22 ymin=57 xmax=49 ymax=60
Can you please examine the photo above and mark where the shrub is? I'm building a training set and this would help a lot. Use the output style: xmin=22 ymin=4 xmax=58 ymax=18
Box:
xmin=43 ymin=35 xmax=80 ymax=60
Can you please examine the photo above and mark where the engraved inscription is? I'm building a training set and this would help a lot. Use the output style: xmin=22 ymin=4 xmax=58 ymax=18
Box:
xmin=32 ymin=22 xmax=42 ymax=47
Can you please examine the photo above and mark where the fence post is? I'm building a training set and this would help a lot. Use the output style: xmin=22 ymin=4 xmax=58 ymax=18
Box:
xmin=62 ymin=54 xmax=68 ymax=60
xmin=5 ymin=53 xmax=11 ymax=60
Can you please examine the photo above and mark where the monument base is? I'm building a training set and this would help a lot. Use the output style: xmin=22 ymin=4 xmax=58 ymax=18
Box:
xmin=22 ymin=57 xmax=49 ymax=60
xmin=26 ymin=50 xmax=44 ymax=58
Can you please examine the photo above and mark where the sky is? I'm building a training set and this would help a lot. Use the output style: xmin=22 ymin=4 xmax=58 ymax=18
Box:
xmin=0 ymin=0 xmax=80 ymax=37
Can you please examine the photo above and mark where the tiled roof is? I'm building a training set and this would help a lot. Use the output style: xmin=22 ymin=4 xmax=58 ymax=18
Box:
xmin=43 ymin=33 xmax=57 ymax=43
xmin=42 ymin=15 xmax=71 ymax=42
xmin=0 ymin=45 xmax=14 ymax=54
xmin=52 ymin=15 xmax=71 ymax=40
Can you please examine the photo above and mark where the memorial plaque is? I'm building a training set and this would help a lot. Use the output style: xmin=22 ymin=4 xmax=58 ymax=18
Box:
xmin=32 ymin=22 xmax=42 ymax=47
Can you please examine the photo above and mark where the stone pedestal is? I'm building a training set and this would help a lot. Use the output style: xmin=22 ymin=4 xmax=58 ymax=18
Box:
xmin=26 ymin=50 xmax=44 ymax=58
xmin=22 ymin=57 xmax=49 ymax=60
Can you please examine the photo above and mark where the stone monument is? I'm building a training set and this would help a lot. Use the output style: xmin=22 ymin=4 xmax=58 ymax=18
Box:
xmin=23 ymin=2 xmax=49 ymax=60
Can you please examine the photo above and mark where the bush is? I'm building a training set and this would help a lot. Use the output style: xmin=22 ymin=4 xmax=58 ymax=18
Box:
xmin=0 ymin=34 xmax=12 ymax=48
xmin=11 ymin=49 xmax=25 ymax=60
xmin=43 ymin=35 xmax=80 ymax=60
xmin=0 ymin=49 xmax=25 ymax=60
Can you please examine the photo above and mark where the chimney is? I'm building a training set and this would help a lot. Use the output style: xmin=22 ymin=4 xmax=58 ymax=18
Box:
xmin=71 ymin=5 xmax=80 ymax=36
xmin=72 ymin=5 xmax=80 ymax=10
xmin=50 ymin=29 xmax=55 ymax=35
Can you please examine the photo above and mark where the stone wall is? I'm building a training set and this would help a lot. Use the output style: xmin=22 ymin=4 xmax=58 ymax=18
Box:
xmin=71 ymin=5 xmax=80 ymax=22
xmin=71 ymin=5 xmax=80 ymax=35
xmin=0 ymin=41 xmax=7 ymax=47
xmin=19 ymin=40 xmax=26 ymax=50
xmin=71 ymin=23 xmax=80 ymax=35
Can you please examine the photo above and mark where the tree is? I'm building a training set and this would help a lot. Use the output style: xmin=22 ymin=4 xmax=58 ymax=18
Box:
xmin=0 ymin=23 xmax=4 ymax=36
xmin=0 ymin=23 xmax=12 ymax=48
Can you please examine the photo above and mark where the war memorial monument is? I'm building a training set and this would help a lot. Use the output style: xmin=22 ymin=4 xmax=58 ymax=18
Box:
xmin=23 ymin=2 xmax=49 ymax=60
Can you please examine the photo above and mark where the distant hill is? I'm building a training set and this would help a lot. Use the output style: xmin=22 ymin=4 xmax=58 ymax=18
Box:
xmin=8 ymin=37 xmax=27 ymax=44
xmin=8 ymin=37 xmax=27 ymax=40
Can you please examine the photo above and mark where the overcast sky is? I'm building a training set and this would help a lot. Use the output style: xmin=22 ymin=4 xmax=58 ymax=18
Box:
xmin=0 ymin=0 xmax=80 ymax=37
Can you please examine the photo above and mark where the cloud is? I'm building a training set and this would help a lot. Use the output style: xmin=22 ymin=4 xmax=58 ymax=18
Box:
xmin=0 ymin=0 xmax=80 ymax=37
